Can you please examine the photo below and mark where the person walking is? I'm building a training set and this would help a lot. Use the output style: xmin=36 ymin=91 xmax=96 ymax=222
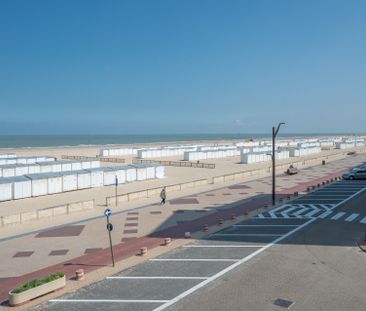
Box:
xmin=160 ymin=187 xmax=166 ymax=205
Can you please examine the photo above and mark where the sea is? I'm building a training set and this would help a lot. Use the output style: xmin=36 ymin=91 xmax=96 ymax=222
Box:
xmin=0 ymin=134 xmax=353 ymax=149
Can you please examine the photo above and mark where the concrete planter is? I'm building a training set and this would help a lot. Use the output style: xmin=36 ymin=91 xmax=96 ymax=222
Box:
xmin=9 ymin=275 xmax=66 ymax=306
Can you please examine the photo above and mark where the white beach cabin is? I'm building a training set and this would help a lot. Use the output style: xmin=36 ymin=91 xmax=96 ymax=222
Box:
xmin=50 ymin=162 xmax=62 ymax=173
xmin=37 ymin=162 xmax=53 ymax=173
xmin=101 ymin=167 xmax=116 ymax=186
xmin=46 ymin=173 xmax=63 ymax=194
xmin=1 ymin=165 xmax=16 ymax=177
xmin=76 ymin=170 xmax=92 ymax=189
xmin=125 ymin=165 xmax=137 ymax=182
xmin=60 ymin=161 xmax=72 ymax=172
xmin=71 ymin=161 xmax=83 ymax=171
xmin=0 ymin=178 xmax=13 ymax=201
xmin=12 ymin=176 xmax=32 ymax=199
xmin=28 ymin=164 xmax=41 ymax=174
xmin=25 ymin=174 xmax=48 ymax=197
xmin=15 ymin=164 xmax=29 ymax=176
xmin=87 ymin=168 xmax=104 ymax=188
xmin=109 ymin=166 xmax=127 ymax=185
xmin=62 ymin=171 xmax=78 ymax=192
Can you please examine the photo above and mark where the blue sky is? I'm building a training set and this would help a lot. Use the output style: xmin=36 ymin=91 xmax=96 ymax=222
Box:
xmin=0 ymin=0 xmax=365 ymax=134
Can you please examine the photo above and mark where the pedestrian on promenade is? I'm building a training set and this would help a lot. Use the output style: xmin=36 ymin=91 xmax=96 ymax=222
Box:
xmin=160 ymin=187 xmax=166 ymax=205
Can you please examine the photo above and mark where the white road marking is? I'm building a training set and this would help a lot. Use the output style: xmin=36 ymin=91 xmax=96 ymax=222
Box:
xmin=303 ymin=205 xmax=320 ymax=218
xmin=293 ymin=206 xmax=309 ymax=218
xmin=150 ymin=258 xmax=239 ymax=262
xmin=320 ymin=204 xmax=334 ymax=210
xmin=232 ymin=224 xmax=298 ymax=227
xmin=268 ymin=211 xmax=278 ymax=218
xmin=314 ymin=190 xmax=357 ymax=192
xmin=280 ymin=206 xmax=300 ymax=218
xmin=301 ymin=198 xmax=339 ymax=202
xmin=183 ymin=245 xmax=265 ymax=248
xmin=345 ymin=213 xmax=359 ymax=222
xmin=50 ymin=299 xmax=170 ymax=303
xmin=152 ymin=218 xmax=317 ymax=311
xmin=331 ymin=212 xmax=346 ymax=220
xmin=210 ymin=233 xmax=283 ymax=237
xmin=360 ymin=216 xmax=366 ymax=224
xmin=304 ymin=195 xmax=350 ymax=197
xmin=107 ymin=276 xmax=209 ymax=280
xmin=257 ymin=213 xmax=264 ymax=218
xmin=267 ymin=204 xmax=292 ymax=218
xmin=319 ymin=211 xmax=333 ymax=219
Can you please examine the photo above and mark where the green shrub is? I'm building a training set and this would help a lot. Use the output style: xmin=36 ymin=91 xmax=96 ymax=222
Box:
xmin=11 ymin=272 xmax=64 ymax=294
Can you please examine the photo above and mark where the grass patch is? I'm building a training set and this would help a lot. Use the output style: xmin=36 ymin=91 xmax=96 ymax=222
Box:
xmin=11 ymin=272 xmax=65 ymax=294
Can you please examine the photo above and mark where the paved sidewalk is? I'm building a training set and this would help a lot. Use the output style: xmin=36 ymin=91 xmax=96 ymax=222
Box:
xmin=0 ymin=155 xmax=362 ymax=306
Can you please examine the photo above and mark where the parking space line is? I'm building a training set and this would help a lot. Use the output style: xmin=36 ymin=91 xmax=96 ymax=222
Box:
xmin=107 ymin=276 xmax=209 ymax=280
xmin=301 ymin=198 xmax=339 ymax=202
xmin=150 ymin=259 xmax=239 ymax=262
xmin=345 ymin=213 xmax=359 ymax=222
xmin=210 ymin=233 xmax=283 ymax=237
xmin=304 ymin=195 xmax=349 ymax=198
xmin=232 ymin=224 xmax=298 ymax=227
xmin=314 ymin=191 xmax=357 ymax=192
xmin=360 ymin=216 xmax=366 ymax=224
xmin=152 ymin=218 xmax=317 ymax=311
xmin=183 ymin=245 xmax=265 ymax=248
xmin=331 ymin=212 xmax=346 ymax=220
xmin=50 ymin=299 xmax=170 ymax=303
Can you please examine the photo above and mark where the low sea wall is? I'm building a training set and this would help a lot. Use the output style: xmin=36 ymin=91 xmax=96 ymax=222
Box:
xmin=106 ymin=179 xmax=208 ymax=206
xmin=0 ymin=199 xmax=95 ymax=227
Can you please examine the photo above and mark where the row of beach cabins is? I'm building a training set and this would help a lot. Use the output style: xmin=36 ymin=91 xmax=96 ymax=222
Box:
xmin=0 ymin=154 xmax=165 ymax=202
xmin=98 ymin=137 xmax=365 ymax=165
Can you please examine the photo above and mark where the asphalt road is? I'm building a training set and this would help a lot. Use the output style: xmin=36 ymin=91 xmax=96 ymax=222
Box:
xmin=32 ymin=180 xmax=366 ymax=311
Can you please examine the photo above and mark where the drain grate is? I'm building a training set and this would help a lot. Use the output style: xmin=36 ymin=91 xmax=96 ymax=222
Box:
xmin=274 ymin=298 xmax=294 ymax=309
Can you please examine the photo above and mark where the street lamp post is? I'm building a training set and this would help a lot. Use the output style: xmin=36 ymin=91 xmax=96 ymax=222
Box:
xmin=272 ymin=122 xmax=285 ymax=206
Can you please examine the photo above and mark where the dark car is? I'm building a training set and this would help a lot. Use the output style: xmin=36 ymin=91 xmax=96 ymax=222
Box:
xmin=342 ymin=168 xmax=366 ymax=180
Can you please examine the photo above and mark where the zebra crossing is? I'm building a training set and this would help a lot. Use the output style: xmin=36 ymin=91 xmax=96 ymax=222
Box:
xmin=257 ymin=203 xmax=334 ymax=219
xmin=257 ymin=179 xmax=366 ymax=224
xmin=257 ymin=203 xmax=366 ymax=223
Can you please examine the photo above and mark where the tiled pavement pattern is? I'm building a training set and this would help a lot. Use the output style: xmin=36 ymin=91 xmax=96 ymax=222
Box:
xmin=32 ymin=180 xmax=366 ymax=311
xmin=1 ymin=154 xmax=366 ymax=304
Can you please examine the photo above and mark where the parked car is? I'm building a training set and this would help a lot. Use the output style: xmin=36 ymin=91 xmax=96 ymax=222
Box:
xmin=342 ymin=168 xmax=366 ymax=180
xmin=286 ymin=165 xmax=298 ymax=175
